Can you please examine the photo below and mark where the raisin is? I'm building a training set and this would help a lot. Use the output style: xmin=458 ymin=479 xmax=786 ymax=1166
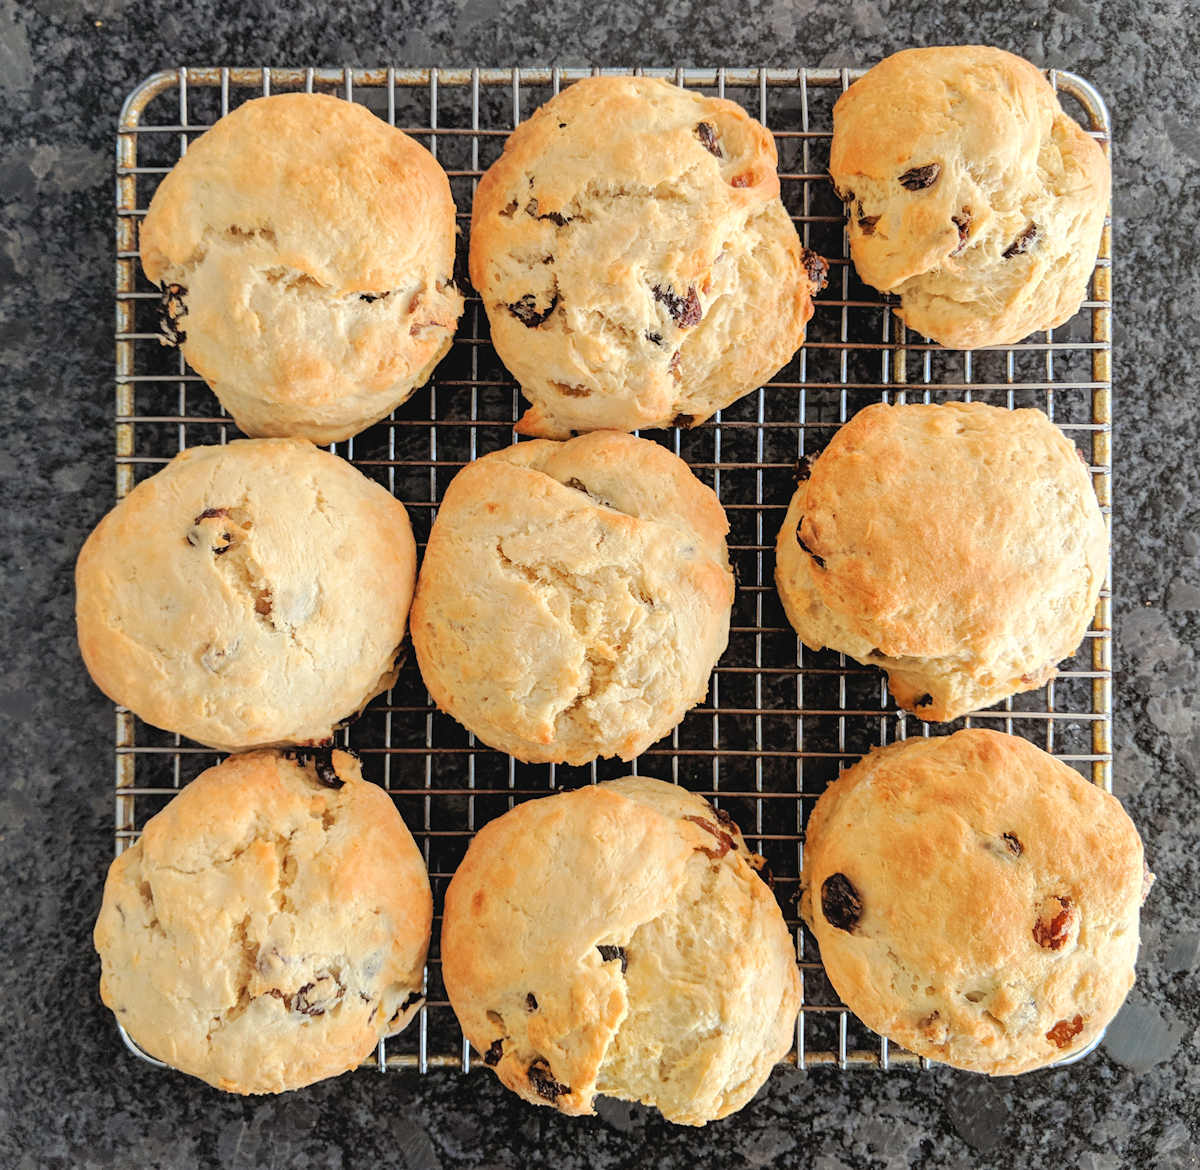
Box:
xmin=645 ymin=330 xmax=664 ymax=346
xmin=684 ymin=814 xmax=734 ymax=859
xmin=858 ymin=214 xmax=880 ymax=234
xmin=499 ymin=199 xmax=519 ymax=217
xmin=359 ymin=292 xmax=391 ymax=304
xmin=673 ymin=413 xmax=695 ymax=429
xmin=1046 ymin=1015 xmax=1084 ymax=1048
xmin=730 ymin=172 xmax=753 ymax=187
xmin=527 ymin=1058 xmax=570 ymax=1101
xmin=800 ymin=247 xmax=829 ymax=292
xmin=564 ymin=478 xmax=590 ymax=495
xmin=952 ymin=210 xmax=971 ymax=253
xmin=713 ymin=805 xmax=736 ymax=832
xmin=507 ymin=292 xmax=559 ymax=327
xmin=1003 ymin=223 xmax=1039 ymax=259
xmin=525 ymin=197 xmax=569 ymax=227
xmin=667 ymin=351 xmax=682 ymax=375
xmin=651 ymin=283 xmax=702 ymax=328
xmin=314 ymin=754 xmax=343 ymax=790
xmin=212 ymin=532 xmax=234 ymax=555
xmin=795 ymin=519 xmax=826 ymax=569
xmin=286 ymin=747 xmax=345 ymax=790
xmin=1003 ymin=833 xmax=1023 ymax=857
xmin=820 ymin=873 xmax=862 ymax=933
xmin=193 ymin=507 xmax=231 ymax=523
xmin=1033 ymin=895 xmax=1074 ymax=950
xmin=554 ymin=383 xmax=591 ymax=397
xmin=483 ymin=1038 xmax=503 ymax=1066
xmin=525 ymin=992 xmax=538 ymax=1012
xmin=793 ymin=454 xmax=814 ymax=483
xmin=695 ymin=121 xmax=722 ymax=158
xmin=898 ymin=163 xmax=940 ymax=190
xmin=159 ymin=282 xmax=188 ymax=347
xmin=294 ymin=976 xmax=344 ymax=1017
xmin=596 ymin=945 xmax=628 ymax=973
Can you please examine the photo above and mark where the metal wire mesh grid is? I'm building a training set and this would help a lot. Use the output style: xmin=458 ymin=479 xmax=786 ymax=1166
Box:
xmin=112 ymin=65 xmax=1113 ymax=1075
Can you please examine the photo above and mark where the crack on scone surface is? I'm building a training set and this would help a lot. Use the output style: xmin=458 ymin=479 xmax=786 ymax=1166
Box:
xmin=155 ymin=221 xmax=457 ymax=374
xmin=491 ymin=513 xmax=676 ymax=735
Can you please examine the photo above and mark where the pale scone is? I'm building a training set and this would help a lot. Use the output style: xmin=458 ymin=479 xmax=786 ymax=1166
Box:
xmin=800 ymin=730 xmax=1152 ymax=1074
xmin=76 ymin=438 xmax=416 ymax=751
xmin=410 ymin=431 xmax=734 ymax=764
xmin=140 ymin=93 xmax=463 ymax=443
xmin=469 ymin=75 xmax=827 ymax=437
xmin=442 ymin=777 xmax=799 ymax=1124
xmin=94 ymin=749 xmax=432 ymax=1093
xmin=774 ymin=401 xmax=1108 ymax=722
xmin=829 ymin=46 xmax=1109 ymax=349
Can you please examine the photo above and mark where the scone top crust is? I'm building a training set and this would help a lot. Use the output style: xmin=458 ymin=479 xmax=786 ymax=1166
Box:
xmin=411 ymin=431 xmax=734 ymax=765
xmin=75 ymin=438 xmax=417 ymax=751
xmin=470 ymin=75 xmax=826 ymax=436
xmin=774 ymin=401 xmax=1108 ymax=721
xmin=800 ymin=730 xmax=1149 ymax=1075
xmin=441 ymin=777 xmax=800 ymax=1125
xmin=140 ymin=93 xmax=463 ymax=442
xmin=93 ymin=750 xmax=433 ymax=1094
xmin=829 ymin=46 xmax=1109 ymax=348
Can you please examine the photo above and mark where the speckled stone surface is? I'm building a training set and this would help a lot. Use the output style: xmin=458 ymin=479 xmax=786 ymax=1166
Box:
xmin=1 ymin=2 xmax=1198 ymax=1167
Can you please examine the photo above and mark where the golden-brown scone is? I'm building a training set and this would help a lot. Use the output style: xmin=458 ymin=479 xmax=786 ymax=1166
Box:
xmin=469 ymin=75 xmax=827 ymax=436
xmin=411 ymin=431 xmax=734 ymax=764
xmin=93 ymin=749 xmax=432 ymax=1093
xmin=800 ymin=730 xmax=1152 ymax=1074
xmin=75 ymin=438 xmax=416 ymax=751
xmin=442 ymin=777 xmax=799 ymax=1124
xmin=829 ymin=46 xmax=1109 ymax=349
xmin=774 ymin=401 xmax=1107 ymax=721
xmin=140 ymin=93 xmax=463 ymax=442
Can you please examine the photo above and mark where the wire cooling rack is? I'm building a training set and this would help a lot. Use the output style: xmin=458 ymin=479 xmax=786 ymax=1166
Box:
xmin=112 ymin=65 xmax=1113 ymax=1076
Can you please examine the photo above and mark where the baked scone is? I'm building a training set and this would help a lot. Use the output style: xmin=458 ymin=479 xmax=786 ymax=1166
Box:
xmin=76 ymin=438 xmax=416 ymax=751
xmin=411 ymin=431 xmax=734 ymax=764
xmin=800 ymin=730 xmax=1151 ymax=1074
xmin=829 ymin=46 xmax=1110 ymax=349
xmin=94 ymin=749 xmax=432 ymax=1093
xmin=140 ymin=93 xmax=463 ymax=442
xmin=442 ymin=777 xmax=799 ymax=1124
xmin=469 ymin=75 xmax=827 ymax=437
xmin=774 ymin=401 xmax=1107 ymax=721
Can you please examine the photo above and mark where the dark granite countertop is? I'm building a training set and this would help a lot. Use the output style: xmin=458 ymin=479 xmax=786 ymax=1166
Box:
xmin=2 ymin=2 xmax=1198 ymax=1167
